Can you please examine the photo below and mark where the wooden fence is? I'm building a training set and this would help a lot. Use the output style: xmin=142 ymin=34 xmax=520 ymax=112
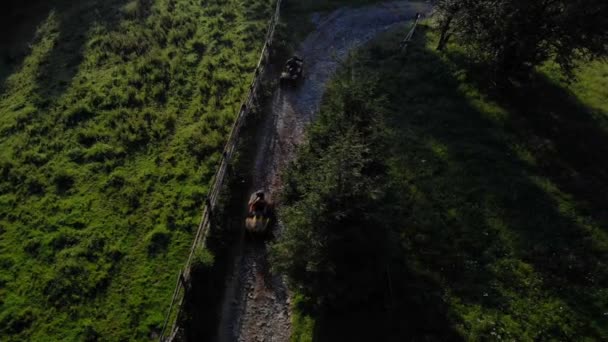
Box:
xmin=158 ymin=1 xmax=283 ymax=340
xmin=400 ymin=12 xmax=422 ymax=52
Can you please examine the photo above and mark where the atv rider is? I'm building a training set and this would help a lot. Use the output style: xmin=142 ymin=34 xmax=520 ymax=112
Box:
xmin=285 ymin=56 xmax=303 ymax=75
xmin=248 ymin=190 xmax=267 ymax=217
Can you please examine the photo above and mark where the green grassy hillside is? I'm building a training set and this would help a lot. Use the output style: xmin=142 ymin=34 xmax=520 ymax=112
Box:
xmin=280 ymin=23 xmax=608 ymax=341
xmin=0 ymin=0 xmax=272 ymax=340
xmin=379 ymin=26 xmax=608 ymax=340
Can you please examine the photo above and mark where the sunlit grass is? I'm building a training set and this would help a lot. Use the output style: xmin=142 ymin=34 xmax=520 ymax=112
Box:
xmin=541 ymin=60 xmax=608 ymax=129
xmin=290 ymin=294 xmax=315 ymax=342
xmin=0 ymin=0 xmax=273 ymax=340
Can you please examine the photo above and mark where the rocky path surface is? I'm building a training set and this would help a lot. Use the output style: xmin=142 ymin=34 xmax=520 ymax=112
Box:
xmin=217 ymin=2 xmax=432 ymax=341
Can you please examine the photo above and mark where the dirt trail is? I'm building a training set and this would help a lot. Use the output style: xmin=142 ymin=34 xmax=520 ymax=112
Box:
xmin=217 ymin=2 xmax=431 ymax=342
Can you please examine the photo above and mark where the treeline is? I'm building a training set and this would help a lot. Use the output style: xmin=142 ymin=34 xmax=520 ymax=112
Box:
xmin=435 ymin=0 xmax=608 ymax=81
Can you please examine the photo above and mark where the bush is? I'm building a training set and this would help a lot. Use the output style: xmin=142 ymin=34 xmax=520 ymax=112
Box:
xmin=191 ymin=247 xmax=214 ymax=272
xmin=146 ymin=225 xmax=171 ymax=255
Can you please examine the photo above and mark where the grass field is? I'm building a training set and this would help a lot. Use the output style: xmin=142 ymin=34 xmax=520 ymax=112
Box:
xmin=286 ymin=22 xmax=608 ymax=341
xmin=0 ymin=0 xmax=273 ymax=340
xmin=384 ymin=25 xmax=607 ymax=340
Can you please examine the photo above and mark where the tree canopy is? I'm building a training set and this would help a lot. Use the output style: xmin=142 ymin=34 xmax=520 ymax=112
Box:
xmin=435 ymin=0 xmax=608 ymax=80
xmin=271 ymin=74 xmax=393 ymax=308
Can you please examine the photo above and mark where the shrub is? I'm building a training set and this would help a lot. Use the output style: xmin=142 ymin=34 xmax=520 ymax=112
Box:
xmin=146 ymin=225 xmax=171 ymax=255
xmin=191 ymin=247 xmax=214 ymax=272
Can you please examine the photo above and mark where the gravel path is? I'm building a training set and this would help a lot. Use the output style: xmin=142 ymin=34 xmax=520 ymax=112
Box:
xmin=217 ymin=2 xmax=432 ymax=342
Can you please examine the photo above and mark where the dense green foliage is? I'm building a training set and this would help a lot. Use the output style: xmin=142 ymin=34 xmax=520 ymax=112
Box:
xmin=276 ymin=23 xmax=608 ymax=341
xmin=435 ymin=0 xmax=608 ymax=80
xmin=272 ymin=53 xmax=461 ymax=342
xmin=0 ymin=0 xmax=273 ymax=340
xmin=272 ymin=72 xmax=392 ymax=307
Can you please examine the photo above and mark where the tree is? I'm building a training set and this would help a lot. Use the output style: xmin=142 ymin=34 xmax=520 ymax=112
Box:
xmin=271 ymin=76 xmax=393 ymax=308
xmin=435 ymin=0 xmax=464 ymax=51
xmin=434 ymin=0 xmax=608 ymax=80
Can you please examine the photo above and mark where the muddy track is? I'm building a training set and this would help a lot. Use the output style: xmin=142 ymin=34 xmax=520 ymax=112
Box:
xmin=217 ymin=2 xmax=431 ymax=341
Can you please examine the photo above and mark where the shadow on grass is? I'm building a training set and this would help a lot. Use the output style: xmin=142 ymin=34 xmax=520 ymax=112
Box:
xmin=306 ymin=262 xmax=463 ymax=342
xmin=350 ymin=25 xmax=607 ymax=339
xmin=0 ymin=0 xmax=144 ymax=99
xmin=34 ymin=0 xmax=135 ymax=99
xmin=444 ymin=45 xmax=608 ymax=227
xmin=0 ymin=0 xmax=53 ymax=89
xmin=497 ymin=74 xmax=608 ymax=226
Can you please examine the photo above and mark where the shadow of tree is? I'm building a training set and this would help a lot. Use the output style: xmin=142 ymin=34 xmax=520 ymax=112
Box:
xmin=309 ymin=261 xmax=463 ymax=342
xmin=447 ymin=49 xmax=608 ymax=228
xmin=502 ymin=76 xmax=608 ymax=225
xmin=33 ymin=0 xmax=137 ymax=99
xmin=0 ymin=0 xmax=155 ymax=99
xmin=356 ymin=25 xmax=608 ymax=339
xmin=0 ymin=0 xmax=53 ymax=89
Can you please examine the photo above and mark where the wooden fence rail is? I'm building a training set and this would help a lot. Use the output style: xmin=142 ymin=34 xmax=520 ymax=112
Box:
xmin=400 ymin=12 xmax=422 ymax=52
xmin=158 ymin=1 xmax=283 ymax=340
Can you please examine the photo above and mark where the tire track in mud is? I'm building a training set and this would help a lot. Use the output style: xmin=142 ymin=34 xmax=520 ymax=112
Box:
xmin=217 ymin=2 xmax=431 ymax=341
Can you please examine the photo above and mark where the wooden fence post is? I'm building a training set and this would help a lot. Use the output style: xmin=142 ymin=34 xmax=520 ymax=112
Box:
xmin=205 ymin=197 xmax=212 ymax=216
xmin=400 ymin=13 xmax=422 ymax=52
xmin=179 ymin=272 xmax=188 ymax=293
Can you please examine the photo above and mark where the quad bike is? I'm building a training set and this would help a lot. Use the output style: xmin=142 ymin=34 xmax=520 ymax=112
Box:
xmin=245 ymin=190 xmax=273 ymax=235
xmin=280 ymin=56 xmax=304 ymax=87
